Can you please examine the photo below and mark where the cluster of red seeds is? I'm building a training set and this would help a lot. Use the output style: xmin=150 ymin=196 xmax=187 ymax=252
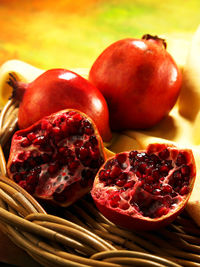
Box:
xmin=9 ymin=111 xmax=104 ymax=202
xmin=98 ymin=147 xmax=192 ymax=218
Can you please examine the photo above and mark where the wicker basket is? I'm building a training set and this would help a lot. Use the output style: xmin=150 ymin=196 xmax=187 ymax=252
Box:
xmin=0 ymin=100 xmax=200 ymax=267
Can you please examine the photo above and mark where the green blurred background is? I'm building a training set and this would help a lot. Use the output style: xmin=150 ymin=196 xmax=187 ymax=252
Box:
xmin=0 ymin=0 xmax=199 ymax=69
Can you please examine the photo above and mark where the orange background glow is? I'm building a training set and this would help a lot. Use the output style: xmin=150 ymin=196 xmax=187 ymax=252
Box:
xmin=0 ymin=0 xmax=199 ymax=69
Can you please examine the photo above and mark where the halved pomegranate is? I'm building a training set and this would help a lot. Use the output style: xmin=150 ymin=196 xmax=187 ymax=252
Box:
xmin=7 ymin=109 xmax=105 ymax=207
xmin=91 ymin=144 xmax=196 ymax=231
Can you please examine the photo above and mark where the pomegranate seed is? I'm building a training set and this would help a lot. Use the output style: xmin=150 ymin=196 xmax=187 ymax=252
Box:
xmin=116 ymin=153 xmax=127 ymax=164
xmin=110 ymin=165 xmax=122 ymax=178
xmin=159 ymin=165 xmax=170 ymax=175
xmin=26 ymin=174 xmax=38 ymax=185
xmin=181 ymin=165 xmax=191 ymax=176
xmin=151 ymin=169 xmax=160 ymax=180
xmin=19 ymin=180 xmax=27 ymax=189
xmin=27 ymin=132 xmax=36 ymax=141
xmin=173 ymin=170 xmax=182 ymax=180
xmin=153 ymin=188 xmax=161 ymax=195
xmin=18 ymin=152 xmax=26 ymax=160
xmin=79 ymin=147 xmax=90 ymax=160
xmin=129 ymin=150 xmax=137 ymax=159
xmin=13 ymin=173 xmax=23 ymax=183
xmin=180 ymin=185 xmax=189 ymax=195
xmin=21 ymin=138 xmax=31 ymax=147
xmin=116 ymin=179 xmax=126 ymax=187
xmin=162 ymin=184 xmax=172 ymax=194
xmin=176 ymin=152 xmax=187 ymax=166
xmin=73 ymin=113 xmax=83 ymax=123
xmin=158 ymin=149 xmax=169 ymax=160
xmin=74 ymin=140 xmax=83 ymax=147
xmin=68 ymin=161 xmax=80 ymax=171
xmin=124 ymin=180 xmax=135 ymax=188
xmin=143 ymin=184 xmax=153 ymax=193
xmin=156 ymin=206 xmax=169 ymax=217
xmin=145 ymin=175 xmax=154 ymax=183
xmin=89 ymin=136 xmax=98 ymax=146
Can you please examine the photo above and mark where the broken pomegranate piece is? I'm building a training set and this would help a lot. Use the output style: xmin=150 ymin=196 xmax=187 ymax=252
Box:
xmin=7 ymin=109 xmax=105 ymax=207
xmin=91 ymin=143 xmax=196 ymax=230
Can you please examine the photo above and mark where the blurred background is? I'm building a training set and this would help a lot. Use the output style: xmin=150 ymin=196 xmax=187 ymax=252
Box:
xmin=0 ymin=0 xmax=199 ymax=70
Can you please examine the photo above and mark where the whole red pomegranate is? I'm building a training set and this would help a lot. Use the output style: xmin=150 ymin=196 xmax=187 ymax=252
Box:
xmin=8 ymin=69 xmax=112 ymax=142
xmin=89 ymin=35 xmax=182 ymax=130
xmin=91 ymin=143 xmax=196 ymax=231
xmin=7 ymin=109 xmax=106 ymax=207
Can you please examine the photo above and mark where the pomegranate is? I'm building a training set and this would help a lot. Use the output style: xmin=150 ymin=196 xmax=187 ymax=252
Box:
xmin=89 ymin=34 xmax=182 ymax=131
xmin=91 ymin=143 xmax=196 ymax=231
xmin=7 ymin=109 xmax=106 ymax=207
xmin=8 ymin=69 xmax=112 ymax=142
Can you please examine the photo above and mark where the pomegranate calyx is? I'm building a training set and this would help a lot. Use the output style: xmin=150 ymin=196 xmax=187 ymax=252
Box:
xmin=7 ymin=73 xmax=28 ymax=102
xmin=142 ymin=34 xmax=167 ymax=49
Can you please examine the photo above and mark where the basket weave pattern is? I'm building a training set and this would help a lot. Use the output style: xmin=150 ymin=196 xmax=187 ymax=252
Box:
xmin=0 ymin=100 xmax=200 ymax=267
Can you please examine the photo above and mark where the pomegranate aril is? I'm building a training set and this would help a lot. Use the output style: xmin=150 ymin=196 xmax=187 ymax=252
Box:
xmin=181 ymin=165 xmax=191 ymax=176
xmin=78 ymin=147 xmax=90 ymax=160
xmin=156 ymin=206 xmax=169 ymax=217
xmin=176 ymin=152 xmax=187 ymax=166
xmin=116 ymin=179 xmax=126 ymax=187
xmin=110 ymin=165 xmax=122 ymax=178
xmin=19 ymin=180 xmax=27 ymax=189
xmin=89 ymin=136 xmax=98 ymax=146
xmin=116 ymin=153 xmax=127 ymax=165
xmin=13 ymin=173 xmax=23 ymax=183
xmin=162 ymin=184 xmax=172 ymax=194
xmin=27 ymin=132 xmax=36 ymax=141
xmin=153 ymin=188 xmax=161 ymax=195
xmin=158 ymin=149 xmax=170 ymax=160
xmin=68 ymin=161 xmax=80 ymax=171
xmin=124 ymin=180 xmax=135 ymax=188
xmin=151 ymin=169 xmax=160 ymax=180
xmin=21 ymin=138 xmax=31 ymax=147
xmin=143 ymin=184 xmax=153 ymax=193
xmin=180 ymin=185 xmax=189 ymax=195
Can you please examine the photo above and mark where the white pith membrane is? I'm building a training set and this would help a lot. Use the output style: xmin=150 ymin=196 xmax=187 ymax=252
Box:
xmin=8 ymin=110 xmax=104 ymax=203
xmin=92 ymin=145 xmax=194 ymax=219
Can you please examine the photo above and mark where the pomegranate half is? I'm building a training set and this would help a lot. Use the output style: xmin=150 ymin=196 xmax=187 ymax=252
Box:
xmin=7 ymin=109 xmax=106 ymax=207
xmin=91 ymin=143 xmax=196 ymax=231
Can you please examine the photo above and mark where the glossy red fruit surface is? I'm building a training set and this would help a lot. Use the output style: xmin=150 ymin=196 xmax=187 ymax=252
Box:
xmin=8 ymin=69 xmax=112 ymax=142
xmin=91 ymin=143 xmax=196 ymax=231
xmin=7 ymin=109 xmax=106 ymax=207
xmin=89 ymin=35 xmax=182 ymax=131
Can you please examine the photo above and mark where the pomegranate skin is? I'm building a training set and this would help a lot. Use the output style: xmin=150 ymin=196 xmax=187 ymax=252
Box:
xmin=91 ymin=144 xmax=196 ymax=231
xmin=15 ymin=69 xmax=112 ymax=142
xmin=89 ymin=36 xmax=182 ymax=131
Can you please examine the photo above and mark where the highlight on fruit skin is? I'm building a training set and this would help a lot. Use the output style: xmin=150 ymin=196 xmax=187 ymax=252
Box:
xmin=91 ymin=143 xmax=196 ymax=231
xmin=7 ymin=109 xmax=106 ymax=207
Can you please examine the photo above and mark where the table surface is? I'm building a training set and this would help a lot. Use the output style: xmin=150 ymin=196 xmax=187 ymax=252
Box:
xmin=0 ymin=0 xmax=200 ymax=266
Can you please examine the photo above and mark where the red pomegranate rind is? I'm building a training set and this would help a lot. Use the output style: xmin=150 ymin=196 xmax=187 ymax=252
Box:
xmin=91 ymin=143 xmax=196 ymax=231
xmin=7 ymin=109 xmax=105 ymax=207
